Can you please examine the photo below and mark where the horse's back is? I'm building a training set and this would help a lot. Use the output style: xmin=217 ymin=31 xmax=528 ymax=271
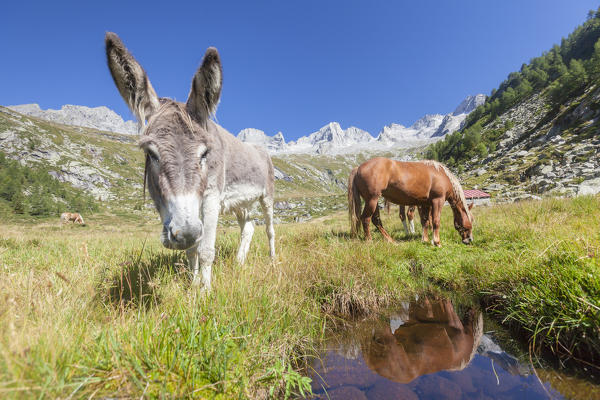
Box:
xmin=356 ymin=158 xmax=451 ymax=204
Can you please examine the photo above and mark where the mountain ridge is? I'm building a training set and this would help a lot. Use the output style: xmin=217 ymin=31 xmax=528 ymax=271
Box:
xmin=237 ymin=94 xmax=486 ymax=154
xmin=7 ymin=103 xmax=138 ymax=135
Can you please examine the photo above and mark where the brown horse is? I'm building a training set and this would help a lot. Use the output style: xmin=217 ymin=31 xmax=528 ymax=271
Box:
xmin=348 ymin=158 xmax=473 ymax=246
xmin=60 ymin=212 xmax=85 ymax=224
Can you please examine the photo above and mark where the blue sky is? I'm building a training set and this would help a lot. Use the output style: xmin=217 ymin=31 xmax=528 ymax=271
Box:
xmin=1 ymin=1 xmax=598 ymax=140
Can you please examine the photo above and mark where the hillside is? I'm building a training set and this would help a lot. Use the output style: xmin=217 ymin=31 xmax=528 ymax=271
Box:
xmin=0 ymin=106 xmax=423 ymax=222
xmin=426 ymin=9 xmax=600 ymax=200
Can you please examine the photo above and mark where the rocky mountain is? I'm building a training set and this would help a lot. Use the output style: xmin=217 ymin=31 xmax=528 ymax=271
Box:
xmin=287 ymin=122 xmax=374 ymax=155
xmin=432 ymin=94 xmax=487 ymax=138
xmin=7 ymin=94 xmax=485 ymax=157
xmin=0 ymin=106 xmax=143 ymax=205
xmin=238 ymin=94 xmax=486 ymax=155
xmin=2 ymin=106 xmax=419 ymax=222
xmin=7 ymin=104 xmax=138 ymax=135
xmin=459 ymin=90 xmax=600 ymax=200
xmin=237 ymin=128 xmax=286 ymax=152
xmin=376 ymin=114 xmax=445 ymax=144
xmin=426 ymin=12 xmax=600 ymax=200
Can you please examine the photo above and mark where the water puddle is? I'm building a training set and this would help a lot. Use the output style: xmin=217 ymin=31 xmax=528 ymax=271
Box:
xmin=310 ymin=297 xmax=599 ymax=399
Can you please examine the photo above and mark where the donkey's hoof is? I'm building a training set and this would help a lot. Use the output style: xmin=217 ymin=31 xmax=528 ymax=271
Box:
xmin=191 ymin=278 xmax=210 ymax=294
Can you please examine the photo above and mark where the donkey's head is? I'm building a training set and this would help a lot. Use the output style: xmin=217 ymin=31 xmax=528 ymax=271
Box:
xmin=105 ymin=32 xmax=222 ymax=250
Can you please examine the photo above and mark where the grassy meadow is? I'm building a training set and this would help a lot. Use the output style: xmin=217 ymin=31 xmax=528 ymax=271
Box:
xmin=0 ymin=195 xmax=599 ymax=398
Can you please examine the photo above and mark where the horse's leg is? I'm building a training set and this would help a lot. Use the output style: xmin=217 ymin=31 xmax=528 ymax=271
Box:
xmin=399 ymin=205 xmax=409 ymax=235
xmin=193 ymin=195 xmax=220 ymax=290
xmin=235 ymin=209 xmax=254 ymax=264
xmin=260 ymin=197 xmax=276 ymax=258
xmin=384 ymin=199 xmax=390 ymax=215
xmin=408 ymin=206 xmax=416 ymax=234
xmin=372 ymin=206 xmax=396 ymax=243
xmin=361 ymin=197 xmax=379 ymax=241
xmin=420 ymin=205 xmax=431 ymax=243
xmin=431 ymin=198 xmax=444 ymax=247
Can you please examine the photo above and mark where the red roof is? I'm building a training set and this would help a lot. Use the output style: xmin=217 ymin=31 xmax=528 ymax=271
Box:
xmin=464 ymin=189 xmax=490 ymax=199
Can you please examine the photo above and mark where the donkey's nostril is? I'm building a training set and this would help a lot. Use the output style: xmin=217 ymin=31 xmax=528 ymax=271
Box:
xmin=168 ymin=225 xmax=181 ymax=242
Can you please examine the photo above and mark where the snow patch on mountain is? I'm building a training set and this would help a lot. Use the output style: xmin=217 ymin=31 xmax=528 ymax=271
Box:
xmin=237 ymin=128 xmax=286 ymax=152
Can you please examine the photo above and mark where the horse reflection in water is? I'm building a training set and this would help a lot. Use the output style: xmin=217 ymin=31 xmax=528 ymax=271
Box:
xmin=362 ymin=298 xmax=483 ymax=383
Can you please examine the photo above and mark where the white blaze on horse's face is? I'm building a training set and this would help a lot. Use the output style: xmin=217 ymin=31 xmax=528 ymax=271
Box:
xmin=140 ymin=116 xmax=210 ymax=250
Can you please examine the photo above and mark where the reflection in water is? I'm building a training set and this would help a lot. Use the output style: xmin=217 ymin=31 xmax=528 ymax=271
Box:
xmin=310 ymin=297 xmax=574 ymax=400
xmin=364 ymin=298 xmax=483 ymax=383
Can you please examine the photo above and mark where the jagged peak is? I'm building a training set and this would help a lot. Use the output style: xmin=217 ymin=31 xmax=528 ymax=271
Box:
xmin=453 ymin=94 xmax=487 ymax=115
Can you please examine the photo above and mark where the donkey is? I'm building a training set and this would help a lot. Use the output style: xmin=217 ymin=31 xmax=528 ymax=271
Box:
xmin=105 ymin=32 xmax=275 ymax=291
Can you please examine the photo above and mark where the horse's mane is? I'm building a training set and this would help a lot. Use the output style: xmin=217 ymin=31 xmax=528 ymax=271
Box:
xmin=421 ymin=160 xmax=473 ymax=222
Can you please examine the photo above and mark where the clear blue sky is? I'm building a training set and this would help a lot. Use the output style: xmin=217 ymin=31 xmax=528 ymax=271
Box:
xmin=1 ymin=1 xmax=598 ymax=140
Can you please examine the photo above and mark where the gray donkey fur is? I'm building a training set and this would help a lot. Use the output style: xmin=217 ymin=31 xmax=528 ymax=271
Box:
xmin=105 ymin=32 xmax=275 ymax=291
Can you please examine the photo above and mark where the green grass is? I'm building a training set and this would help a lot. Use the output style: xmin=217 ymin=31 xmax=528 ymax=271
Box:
xmin=0 ymin=196 xmax=599 ymax=398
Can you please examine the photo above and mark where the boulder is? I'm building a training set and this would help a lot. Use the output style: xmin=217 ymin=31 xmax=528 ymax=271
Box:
xmin=578 ymin=177 xmax=600 ymax=195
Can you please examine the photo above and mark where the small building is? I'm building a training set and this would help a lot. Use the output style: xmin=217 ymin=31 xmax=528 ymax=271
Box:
xmin=463 ymin=189 xmax=491 ymax=206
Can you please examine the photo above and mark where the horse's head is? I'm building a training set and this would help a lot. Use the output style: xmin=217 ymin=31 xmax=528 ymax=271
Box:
xmin=106 ymin=32 xmax=222 ymax=250
xmin=453 ymin=202 xmax=474 ymax=244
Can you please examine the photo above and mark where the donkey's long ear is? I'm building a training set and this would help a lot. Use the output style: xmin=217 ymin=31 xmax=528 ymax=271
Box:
xmin=186 ymin=48 xmax=222 ymax=125
xmin=105 ymin=32 xmax=159 ymax=130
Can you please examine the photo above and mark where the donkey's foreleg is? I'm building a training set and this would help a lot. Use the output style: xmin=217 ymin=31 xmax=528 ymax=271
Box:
xmin=260 ymin=197 xmax=276 ymax=258
xmin=194 ymin=196 xmax=221 ymax=291
xmin=186 ymin=245 xmax=200 ymax=283
xmin=235 ymin=210 xmax=254 ymax=264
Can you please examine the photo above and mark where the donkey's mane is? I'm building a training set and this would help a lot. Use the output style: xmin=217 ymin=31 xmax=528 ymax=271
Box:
xmin=421 ymin=160 xmax=473 ymax=222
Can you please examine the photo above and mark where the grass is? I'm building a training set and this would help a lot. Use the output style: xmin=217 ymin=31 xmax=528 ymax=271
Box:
xmin=0 ymin=196 xmax=599 ymax=398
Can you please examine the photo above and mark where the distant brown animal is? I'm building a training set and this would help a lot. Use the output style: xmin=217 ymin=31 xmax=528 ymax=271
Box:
xmin=60 ymin=212 xmax=84 ymax=224
xmin=348 ymin=158 xmax=473 ymax=246
xmin=362 ymin=298 xmax=483 ymax=383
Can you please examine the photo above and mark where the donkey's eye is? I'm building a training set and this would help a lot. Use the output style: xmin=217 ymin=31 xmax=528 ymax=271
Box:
xmin=147 ymin=150 xmax=159 ymax=163
xmin=199 ymin=149 xmax=208 ymax=164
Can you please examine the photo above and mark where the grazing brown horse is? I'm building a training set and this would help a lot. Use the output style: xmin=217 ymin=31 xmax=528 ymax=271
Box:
xmin=60 ymin=212 xmax=85 ymax=224
xmin=348 ymin=158 xmax=473 ymax=246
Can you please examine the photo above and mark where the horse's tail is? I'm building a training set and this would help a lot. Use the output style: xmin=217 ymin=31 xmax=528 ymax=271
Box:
xmin=348 ymin=167 xmax=362 ymax=237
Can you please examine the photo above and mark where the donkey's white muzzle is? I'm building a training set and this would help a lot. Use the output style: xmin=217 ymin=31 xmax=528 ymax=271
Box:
xmin=161 ymin=194 xmax=202 ymax=250
xmin=162 ymin=221 xmax=203 ymax=250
